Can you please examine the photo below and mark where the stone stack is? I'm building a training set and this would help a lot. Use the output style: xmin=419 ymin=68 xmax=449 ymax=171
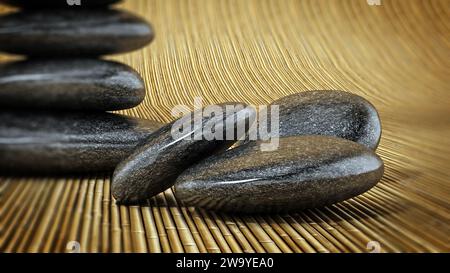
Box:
xmin=0 ymin=0 xmax=163 ymax=173
xmin=0 ymin=1 xmax=385 ymax=213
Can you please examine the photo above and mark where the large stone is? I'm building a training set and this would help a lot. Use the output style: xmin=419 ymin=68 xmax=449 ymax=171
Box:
xmin=0 ymin=9 xmax=153 ymax=56
xmin=175 ymin=136 xmax=384 ymax=213
xmin=0 ymin=0 xmax=121 ymax=8
xmin=263 ymin=90 xmax=381 ymax=150
xmin=0 ymin=59 xmax=146 ymax=111
xmin=112 ymin=103 xmax=256 ymax=204
xmin=0 ymin=111 xmax=163 ymax=174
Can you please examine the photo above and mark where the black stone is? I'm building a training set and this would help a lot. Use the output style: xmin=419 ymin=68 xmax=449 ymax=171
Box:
xmin=0 ymin=0 xmax=121 ymax=8
xmin=0 ymin=9 xmax=153 ymax=57
xmin=263 ymin=90 xmax=381 ymax=150
xmin=0 ymin=59 xmax=146 ymax=111
xmin=175 ymin=136 xmax=384 ymax=213
xmin=112 ymin=103 xmax=257 ymax=204
xmin=0 ymin=111 xmax=163 ymax=174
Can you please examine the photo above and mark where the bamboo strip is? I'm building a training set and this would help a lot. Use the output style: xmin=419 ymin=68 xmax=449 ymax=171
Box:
xmin=325 ymin=205 xmax=397 ymax=252
xmin=309 ymin=209 xmax=365 ymax=253
xmin=221 ymin=214 xmax=256 ymax=253
xmin=154 ymin=193 xmax=184 ymax=253
xmin=110 ymin=187 xmax=122 ymax=253
xmin=16 ymin=180 xmax=56 ymax=252
xmin=232 ymin=216 xmax=265 ymax=253
xmin=353 ymin=194 xmax=447 ymax=251
xmin=89 ymin=176 xmax=104 ymax=252
xmin=298 ymin=212 xmax=347 ymax=252
xmin=119 ymin=205 xmax=133 ymax=253
xmin=141 ymin=203 xmax=162 ymax=253
xmin=27 ymin=180 xmax=64 ymax=253
xmin=282 ymin=215 xmax=328 ymax=253
xmin=177 ymin=204 xmax=208 ymax=253
xmin=366 ymin=190 xmax=450 ymax=247
xmin=54 ymin=179 xmax=82 ymax=252
xmin=292 ymin=213 xmax=340 ymax=253
xmin=149 ymin=197 xmax=171 ymax=253
xmin=129 ymin=206 xmax=149 ymax=253
xmin=79 ymin=177 xmax=96 ymax=253
xmin=41 ymin=179 xmax=75 ymax=252
xmin=198 ymin=209 xmax=233 ymax=253
xmin=2 ymin=181 xmax=46 ymax=252
xmin=253 ymin=216 xmax=292 ymax=253
xmin=302 ymin=210 xmax=359 ymax=253
xmin=1 ymin=180 xmax=34 ymax=238
xmin=209 ymin=212 xmax=243 ymax=253
xmin=187 ymin=207 xmax=221 ymax=253
xmin=101 ymin=177 xmax=111 ymax=253
xmin=0 ymin=179 xmax=29 ymax=225
xmin=164 ymin=190 xmax=199 ymax=253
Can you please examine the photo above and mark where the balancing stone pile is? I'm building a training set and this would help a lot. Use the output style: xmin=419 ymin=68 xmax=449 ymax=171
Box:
xmin=0 ymin=0 xmax=163 ymax=173
xmin=0 ymin=1 xmax=384 ymax=213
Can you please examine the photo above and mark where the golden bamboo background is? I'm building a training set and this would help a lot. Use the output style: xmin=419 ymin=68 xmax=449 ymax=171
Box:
xmin=1 ymin=0 xmax=449 ymax=253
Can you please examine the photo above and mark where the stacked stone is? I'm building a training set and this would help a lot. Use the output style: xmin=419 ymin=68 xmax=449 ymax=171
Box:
xmin=0 ymin=0 xmax=162 ymax=173
xmin=0 ymin=1 xmax=385 ymax=213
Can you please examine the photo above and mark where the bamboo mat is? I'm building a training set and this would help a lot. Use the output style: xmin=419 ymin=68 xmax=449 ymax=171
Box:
xmin=1 ymin=0 xmax=449 ymax=253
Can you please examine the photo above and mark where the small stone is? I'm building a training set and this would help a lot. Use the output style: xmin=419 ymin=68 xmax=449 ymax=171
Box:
xmin=265 ymin=90 xmax=381 ymax=150
xmin=0 ymin=111 xmax=163 ymax=174
xmin=112 ymin=103 xmax=256 ymax=204
xmin=0 ymin=9 xmax=153 ymax=56
xmin=0 ymin=59 xmax=146 ymax=111
xmin=0 ymin=0 xmax=121 ymax=8
xmin=175 ymin=136 xmax=384 ymax=213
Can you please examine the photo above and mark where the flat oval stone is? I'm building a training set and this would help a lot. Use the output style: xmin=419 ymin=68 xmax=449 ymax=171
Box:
xmin=0 ymin=111 xmax=163 ymax=174
xmin=0 ymin=59 xmax=146 ymax=111
xmin=266 ymin=90 xmax=381 ymax=150
xmin=0 ymin=9 xmax=153 ymax=56
xmin=0 ymin=0 xmax=121 ymax=8
xmin=112 ymin=103 xmax=257 ymax=204
xmin=175 ymin=136 xmax=384 ymax=213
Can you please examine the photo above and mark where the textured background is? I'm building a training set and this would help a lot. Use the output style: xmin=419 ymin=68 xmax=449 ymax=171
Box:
xmin=1 ymin=0 xmax=449 ymax=252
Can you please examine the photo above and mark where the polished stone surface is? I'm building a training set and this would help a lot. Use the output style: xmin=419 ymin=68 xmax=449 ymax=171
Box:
xmin=0 ymin=59 xmax=146 ymax=110
xmin=0 ymin=0 xmax=121 ymax=8
xmin=0 ymin=9 xmax=153 ymax=56
xmin=112 ymin=103 xmax=256 ymax=204
xmin=0 ymin=111 xmax=163 ymax=174
xmin=263 ymin=90 xmax=381 ymax=150
xmin=175 ymin=136 xmax=384 ymax=213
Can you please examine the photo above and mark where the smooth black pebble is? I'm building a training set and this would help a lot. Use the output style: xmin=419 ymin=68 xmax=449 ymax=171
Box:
xmin=0 ymin=9 xmax=153 ymax=56
xmin=263 ymin=90 xmax=381 ymax=150
xmin=0 ymin=111 xmax=163 ymax=174
xmin=0 ymin=0 xmax=122 ymax=8
xmin=174 ymin=135 xmax=384 ymax=213
xmin=112 ymin=102 xmax=257 ymax=204
xmin=0 ymin=59 xmax=146 ymax=111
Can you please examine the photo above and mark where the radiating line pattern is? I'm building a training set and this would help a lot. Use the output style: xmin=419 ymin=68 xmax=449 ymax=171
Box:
xmin=0 ymin=0 xmax=449 ymax=253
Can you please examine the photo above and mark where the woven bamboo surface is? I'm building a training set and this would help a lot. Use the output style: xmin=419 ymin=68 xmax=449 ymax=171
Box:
xmin=1 ymin=0 xmax=449 ymax=253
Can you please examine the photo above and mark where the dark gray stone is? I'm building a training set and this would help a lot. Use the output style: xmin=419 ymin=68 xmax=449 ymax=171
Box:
xmin=175 ymin=136 xmax=384 ymax=213
xmin=112 ymin=103 xmax=257 ymax=204
xmin=263 ymin=90 xmax=381 ymax=150
xmin=0 ymin=9 xmax=153 ymax=56
xmin=0 ymin=59 xmax=146 ymax=111
xmin=0 ymin=0 xmax=121 ymax=8
xmin=0 ymin=111 xmax=163 ymax=174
